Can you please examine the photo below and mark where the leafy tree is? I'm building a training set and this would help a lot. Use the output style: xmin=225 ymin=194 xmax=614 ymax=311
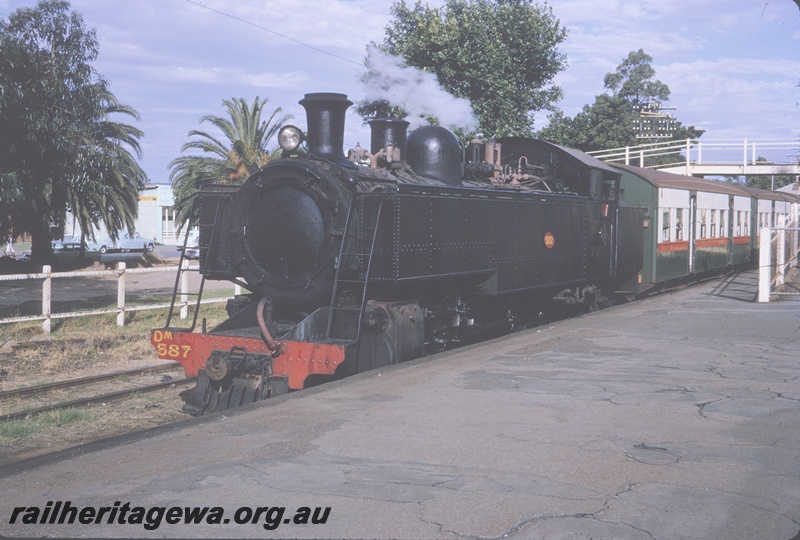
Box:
xmin=169 ymin=97 xmax=290 ymax=228
xmin=539 ymin=49 xmax=704 ymax=157
xmin=360 ymin=0 xmax=567 ymax=138
xmin=0 ymin=0 xmax=145 ymax=264
xmin=722 ymin=158 xmax=797 ymax=190
xmin=744 ymin=174 xmax=795 ymax=190
xmin=603 ymin=49 xmax=670 ymax=108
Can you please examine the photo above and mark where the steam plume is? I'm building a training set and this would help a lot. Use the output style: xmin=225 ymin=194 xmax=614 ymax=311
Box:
xmin=362 ymin=45 xmax=477 ymax=132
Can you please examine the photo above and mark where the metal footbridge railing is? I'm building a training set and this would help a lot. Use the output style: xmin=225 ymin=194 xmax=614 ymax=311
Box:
xmin=588 ymin=138 xmax=800 ymax=177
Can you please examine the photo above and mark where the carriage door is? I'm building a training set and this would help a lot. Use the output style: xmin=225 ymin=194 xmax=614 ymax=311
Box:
xmin=688 ymin=193 xmax=697 ymax=274
xmin=587 ymin=175 xmax=616 ymax=280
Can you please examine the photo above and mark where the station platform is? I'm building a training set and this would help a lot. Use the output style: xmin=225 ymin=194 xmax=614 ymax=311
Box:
xmin=2 ymin=269 xmax=799 ymax=539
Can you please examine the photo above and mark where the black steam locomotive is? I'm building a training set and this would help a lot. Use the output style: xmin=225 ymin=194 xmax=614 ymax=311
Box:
xmin=151 ymin=92 xmax=645 ymax=415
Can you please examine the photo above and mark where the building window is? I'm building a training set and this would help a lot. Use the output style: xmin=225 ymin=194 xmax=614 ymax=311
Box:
xmin=162 ymin=207 xmax=177 ymax=241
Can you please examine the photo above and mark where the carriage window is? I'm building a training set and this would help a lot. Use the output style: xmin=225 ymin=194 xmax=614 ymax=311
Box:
xmin=662 ymin=210 xmax=671 ymax=240
xmin=676 ymin=208 xmax=684 ymax=240
xmin=743 ymin=212 xmax=748 ymax=236
xmin=700 ymin=209 xmax=707 ymax=238
xmin=736 ymin=211 xmax=742 ymax=236
xmin=720 ymin=210 xmax=727 ymax=237
xmin=710 ymin=210 xmax=716 ymax=237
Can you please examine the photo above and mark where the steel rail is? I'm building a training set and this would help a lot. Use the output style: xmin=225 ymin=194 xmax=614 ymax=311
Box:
xmin=0 ymin=362 xmax=182 ymax=400
xmin=0 ymin=377 xmax=195 ymax=423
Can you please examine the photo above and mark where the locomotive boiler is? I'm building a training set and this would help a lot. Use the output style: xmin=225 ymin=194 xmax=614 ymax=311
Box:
xmin=151 ymin=92 xmax=645 ymax=415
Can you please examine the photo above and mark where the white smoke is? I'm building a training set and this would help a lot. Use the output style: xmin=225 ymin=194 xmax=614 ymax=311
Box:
xmin=362 ymin=45 xmax=477 ymax=132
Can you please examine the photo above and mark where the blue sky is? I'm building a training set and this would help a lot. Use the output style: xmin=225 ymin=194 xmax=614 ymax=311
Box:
xmin=2 ymin=0 xmax=799 ymax=183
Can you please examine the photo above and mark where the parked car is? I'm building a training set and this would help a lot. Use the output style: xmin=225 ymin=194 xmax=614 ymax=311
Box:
xmin=85 ymin=239 xmax=109 ymax=254
xmin=20 ymin=240 xmax=103 ymax=263
xmin=177 ymin=229 xmax=199 ymax=259
xmin=107 ymin=233 xmax=155 ymax=253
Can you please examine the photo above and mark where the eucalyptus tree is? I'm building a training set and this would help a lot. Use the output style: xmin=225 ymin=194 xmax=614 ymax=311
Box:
xmin=169 ymin=97 xmax=290 ymax=228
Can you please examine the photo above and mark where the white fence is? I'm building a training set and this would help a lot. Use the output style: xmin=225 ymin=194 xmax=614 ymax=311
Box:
xmin=0 ymin=262 xmax=239 ymax=334
xmin=758 ymin=218 xmax=800 ymax=303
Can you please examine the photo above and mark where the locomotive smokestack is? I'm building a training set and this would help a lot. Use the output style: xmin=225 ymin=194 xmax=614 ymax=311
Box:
xmin=299 ymin=92 xmax=353 ymax=167
xmin=369 ymin=118 xmax=410 ymax=160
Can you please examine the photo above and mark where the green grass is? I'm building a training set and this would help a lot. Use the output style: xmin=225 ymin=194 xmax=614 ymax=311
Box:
xmin=0 ymin=302 xmax=231 ymax=342
xmin=0 ymin=408 xmax=95 ymax=441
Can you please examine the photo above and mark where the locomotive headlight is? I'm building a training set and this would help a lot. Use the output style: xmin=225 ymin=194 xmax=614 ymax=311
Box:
xmin=278 ymin=125 xmax=305 ymax=152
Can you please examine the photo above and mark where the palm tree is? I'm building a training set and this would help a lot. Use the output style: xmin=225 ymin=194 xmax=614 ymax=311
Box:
xmin=66 ymin=83 xmax=147 ymax=258
xmin=170 ymin=97 xmax=290 ymax=228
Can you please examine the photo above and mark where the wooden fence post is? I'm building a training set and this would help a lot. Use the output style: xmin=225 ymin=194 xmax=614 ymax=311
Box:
xmin=42 ymin=265 xmax=52 ymax=334
xmin=117 ymin=262 xmax=126 ymax=326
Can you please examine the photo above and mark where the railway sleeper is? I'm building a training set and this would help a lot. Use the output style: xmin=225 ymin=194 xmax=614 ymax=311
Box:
xmin=180 ymin=348 xmax=289 ymax=416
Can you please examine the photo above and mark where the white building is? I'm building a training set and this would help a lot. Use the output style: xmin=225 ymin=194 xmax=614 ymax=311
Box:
xmin=63 ymin=184 xmax=181 ymax=245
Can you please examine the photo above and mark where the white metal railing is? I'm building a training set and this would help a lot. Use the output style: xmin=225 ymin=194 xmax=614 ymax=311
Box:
xmin=0 ymin=262 xmax=240 ymax=334
xmin=588 ymin=138 xmax=800 ymax=172
xmin=758 ymin=214 xmax=800 ymax=302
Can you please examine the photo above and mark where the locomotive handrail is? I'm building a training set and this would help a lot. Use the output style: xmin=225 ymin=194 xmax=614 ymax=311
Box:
xmin=163 ymin=197 xmax=221 ymax=332
xmin=353 ymin=198 xmax=386 ymax=342
xmin=325 ymin=193 xmax=389 ymax=342
xmin=162 ymin=199 xmax=200 ymax=331
xmin=325 ymin=194 xmax=358 ymax=339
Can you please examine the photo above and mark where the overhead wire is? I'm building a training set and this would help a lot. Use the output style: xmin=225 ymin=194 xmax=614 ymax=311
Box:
xmin=184 ymin=0 xmax=373 ymax=149
xmin=185 ymin=0 xmax=363 ymax=68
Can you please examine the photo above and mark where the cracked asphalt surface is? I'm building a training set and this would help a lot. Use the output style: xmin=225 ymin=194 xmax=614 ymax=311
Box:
xmin=1 ymin=269 xmax=799 ymax=539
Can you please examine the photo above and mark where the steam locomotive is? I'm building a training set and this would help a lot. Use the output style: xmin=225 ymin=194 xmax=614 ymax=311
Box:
xmin=151 ymin=92 xmax=645 ymax=415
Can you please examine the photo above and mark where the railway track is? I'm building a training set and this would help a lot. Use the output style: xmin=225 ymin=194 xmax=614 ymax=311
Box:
xmin=0 ymin=362 xmax=195 ymax=423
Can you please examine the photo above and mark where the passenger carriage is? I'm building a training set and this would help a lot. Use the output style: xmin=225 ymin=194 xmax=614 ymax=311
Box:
xmin=612 ymin=164 xmax=755 ymax=292
xmin=741 ymin=186 xmax=797 ymax=237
